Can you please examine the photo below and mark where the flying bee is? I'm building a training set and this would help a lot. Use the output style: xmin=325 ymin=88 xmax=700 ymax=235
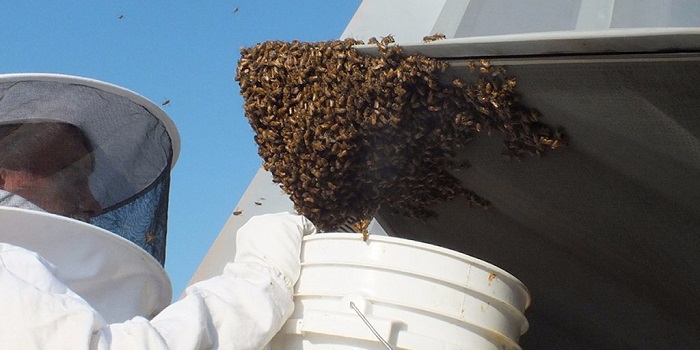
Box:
xmin=233 ymin=209 xmax=243 ymax=216
xmin=422 ymin=33 xmax=446 ymax=43
xmin=161 ymin=99 xmax=171 ymax=106
xmin=452 ymin=78 xmax=465 ymax=88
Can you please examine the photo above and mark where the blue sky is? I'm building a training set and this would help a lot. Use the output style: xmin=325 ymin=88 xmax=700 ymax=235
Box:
xmin=0 ymin=1 xmax=361 ymax=298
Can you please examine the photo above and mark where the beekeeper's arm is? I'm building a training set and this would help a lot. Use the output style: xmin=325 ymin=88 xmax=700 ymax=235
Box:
xmin=102 ymin=212 xmax=316 ymax=349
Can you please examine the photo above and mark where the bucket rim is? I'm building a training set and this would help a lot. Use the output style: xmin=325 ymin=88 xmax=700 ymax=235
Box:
xmin=303 ymin=232 xmax=531 ymax=308
xmin=298 ymin=260 xmax=530 ymax=322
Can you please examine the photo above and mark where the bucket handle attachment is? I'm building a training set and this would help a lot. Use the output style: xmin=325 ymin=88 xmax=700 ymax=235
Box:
xmin=349 ymin=301 xmax=395 ymax=350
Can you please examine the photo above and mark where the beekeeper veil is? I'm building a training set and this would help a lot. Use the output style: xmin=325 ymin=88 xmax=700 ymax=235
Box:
xmin=0 ymin=74 xmax=179 ymax=265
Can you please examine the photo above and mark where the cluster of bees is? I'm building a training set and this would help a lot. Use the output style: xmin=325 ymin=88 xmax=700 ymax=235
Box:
xmin=235 ymin=38 xmax=567 ymax=232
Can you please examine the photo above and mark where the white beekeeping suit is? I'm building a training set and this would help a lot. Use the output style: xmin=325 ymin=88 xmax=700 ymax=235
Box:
xmin=0 ymin=74 xmax=314 ymax=349
xmin=0 ymin=211 xmax=314 ymax=349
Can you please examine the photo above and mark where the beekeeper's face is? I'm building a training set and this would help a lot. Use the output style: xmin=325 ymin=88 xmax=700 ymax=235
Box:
xmin=0 ymin=123 xmax=102 ymax=221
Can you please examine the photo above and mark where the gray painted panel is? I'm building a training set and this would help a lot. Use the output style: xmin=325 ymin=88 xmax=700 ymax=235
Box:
xmin=380 ymin=54 xmax=700 ymax=348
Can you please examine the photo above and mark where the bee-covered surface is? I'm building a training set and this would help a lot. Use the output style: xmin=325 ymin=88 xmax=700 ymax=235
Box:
xmin=236 ymin=39 xmax=566 ymax=232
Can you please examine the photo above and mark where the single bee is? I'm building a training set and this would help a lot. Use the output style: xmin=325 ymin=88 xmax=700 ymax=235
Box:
xmin=161 ymin=99 xmax=171 ymax=106
xmin=422 ymin=33 xmax=446 ymax=43
xmin=488 ymin=273 xmax=497 ymax=283
xmin=479 ymin=59 xmax=491 ymax=73
xmin=352 ymin=219 xmax=371 ymax=241
xmin=380 ymin=34 xmax=395 ymax=45
xmin=505 ymin=77 xmax=517 ymax=89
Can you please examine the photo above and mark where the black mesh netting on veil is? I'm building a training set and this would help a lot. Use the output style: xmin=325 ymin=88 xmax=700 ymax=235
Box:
xmin=90 ymin=169 xmax=172 ymax=265
xmin=0 ymin=78 xmax=175 ymax=265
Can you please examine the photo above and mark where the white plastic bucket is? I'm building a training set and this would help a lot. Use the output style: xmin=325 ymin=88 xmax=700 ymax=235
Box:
xmin=269 ymin=233 xmax=531 ymax=350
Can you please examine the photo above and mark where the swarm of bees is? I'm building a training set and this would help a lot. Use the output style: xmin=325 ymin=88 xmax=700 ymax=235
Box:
xmin=235 ymin=38 xmax=567 ymax=232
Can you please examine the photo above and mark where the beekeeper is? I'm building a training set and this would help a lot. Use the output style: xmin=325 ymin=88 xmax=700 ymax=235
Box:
xmin=0 ymin=73 xmax=314 ymax=349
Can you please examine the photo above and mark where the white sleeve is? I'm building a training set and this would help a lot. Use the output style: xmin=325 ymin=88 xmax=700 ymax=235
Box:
xmin=105 ymin=212 xmax=313 ymax=349
xmin=0 ymin=244 xmax=292 ymax=350
xmin=100 ymin=261 xmax=293 ymax=350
